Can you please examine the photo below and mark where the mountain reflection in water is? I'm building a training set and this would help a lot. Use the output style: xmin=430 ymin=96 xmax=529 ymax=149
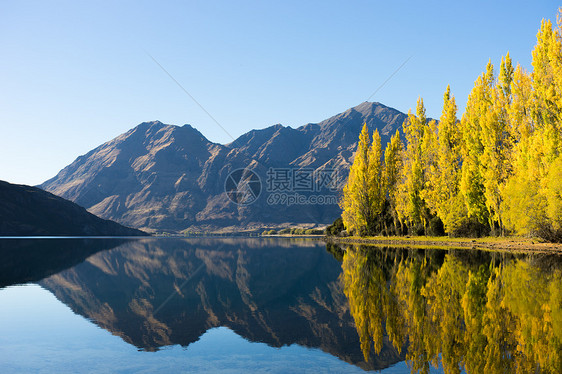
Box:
xmin=36 ymin=238 xmax=403 ymax=371
xmin=336 ymin=244 xmax=562 ymax=374
xmin=2 ymin=238 xmax=560 ymax=373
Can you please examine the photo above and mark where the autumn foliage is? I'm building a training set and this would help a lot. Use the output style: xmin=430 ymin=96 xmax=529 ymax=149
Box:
xmin=340 ymin=10 xmax=562 ymax=241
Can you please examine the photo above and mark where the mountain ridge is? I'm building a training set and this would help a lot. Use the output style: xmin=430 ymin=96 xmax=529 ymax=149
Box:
xmin=40 ymin=102 xmax=408 ymax=232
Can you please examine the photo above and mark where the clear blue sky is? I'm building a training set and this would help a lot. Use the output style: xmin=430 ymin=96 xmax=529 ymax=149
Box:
xmin=1 ymin=0 xmax=559 ymax=186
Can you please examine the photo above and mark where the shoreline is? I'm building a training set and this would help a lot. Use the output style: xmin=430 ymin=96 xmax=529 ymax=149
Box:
xmin=323 ymin=235 xmax=562 ymax=254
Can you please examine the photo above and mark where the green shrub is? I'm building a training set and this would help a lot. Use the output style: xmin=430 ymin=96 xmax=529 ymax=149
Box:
xmin=427 ymin=217 xmax=445 ymax=236
xmin=326 ymin=217 xmax=345 ymax=236
xmin=449 ymin=217 xmax=490 ymax=238
xmin=304 ymin=229 xmax=323 ymax=235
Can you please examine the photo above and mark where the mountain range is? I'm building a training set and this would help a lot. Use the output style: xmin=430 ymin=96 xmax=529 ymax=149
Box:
xmin=40 ymin=102 xmax=407 ymax=233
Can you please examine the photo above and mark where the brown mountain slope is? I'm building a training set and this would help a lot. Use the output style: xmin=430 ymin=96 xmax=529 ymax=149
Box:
xmin=40 ymin=102 xmax=406 ymax=233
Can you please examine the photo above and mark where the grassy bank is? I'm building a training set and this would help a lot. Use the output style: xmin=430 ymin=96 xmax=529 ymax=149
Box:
xmin=324 ymin=235 xmax=562 ymax=254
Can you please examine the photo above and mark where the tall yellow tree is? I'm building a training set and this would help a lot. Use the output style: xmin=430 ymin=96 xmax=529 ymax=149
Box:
xmin=424 ymin=85 xmax=465 ymax=234
xmin=530 ymin=18 xmax=562 ymax=156
xmin=340 ymin=124 xmax=386 ymax=236
xmin=502 ymin=65 xmax=536 ymax=235
xmin=421 ymin=118 xmax=438 ymax=196
xmin=480 ymin=53 xmax=514 ymax=234
xmin=460 ymin=61 xmax=494 ymax=227
xmin=530 ymin=16 xmax=562 ymax=240
xmin=395 ymin=98 xmax=430 ymax=232
xmin=384 ymin=130 xmax=404 ymax=233
xmin=503 ymin=14 xmax=562 ymax=240
xmin=368 ymin=129 xmax=385 ymax=234
xmin=341 ymin=123 xmax=371 ymax=235
xmin=505 ymin=64 xmax=533 ymax=166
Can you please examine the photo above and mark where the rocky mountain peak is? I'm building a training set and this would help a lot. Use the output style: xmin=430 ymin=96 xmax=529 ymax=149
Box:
xmin=40 ymin=102 xmax=409 ymax=232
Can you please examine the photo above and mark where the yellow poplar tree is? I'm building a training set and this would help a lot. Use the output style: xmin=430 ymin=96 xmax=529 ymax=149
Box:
xmin=460 ymin=61 xmax=494 ymax=227
xmin=545 ymin=156 xmax=562 ymax=234
xmin=505 ymin=64 xmax=533 ymax=164
xmin=367 ymin=129 xmax=385 ymax=234
xmin=530 ymin=18 xmax=562 ymax=156
xmin=340 ymin=124 xmax=386 ymax=236
xmin=503 ymin=14 xmax=562 ymax=240
xmin=341 ymin=123 xmax=371 ymax=235
xmin=395 ymin=98 xmax=430 ymax=232
xmin=421 ymin=118 xmax=438 ymax=195
xmin=384 ymin=130 xmax=404 ymax=233
xmin=424 ymin=85 xmax=466 ymax=234
xmin=502 ymin=65 xmax=536 ymax=235
xmin=530 ymin=16 xmax=562 ymax=240
xmin=480 ymin=53 xmax=514 ymax=234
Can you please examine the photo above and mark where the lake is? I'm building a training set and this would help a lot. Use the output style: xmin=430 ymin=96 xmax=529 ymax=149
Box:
xmin=0 ymin=238 xmax=560 ymax=373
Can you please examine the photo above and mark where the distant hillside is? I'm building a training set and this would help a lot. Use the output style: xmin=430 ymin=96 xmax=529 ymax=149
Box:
xmin=0 ymin=180 xmax=147 ymax=236
xmin=40 ymin=102 xmax=407 ymax=233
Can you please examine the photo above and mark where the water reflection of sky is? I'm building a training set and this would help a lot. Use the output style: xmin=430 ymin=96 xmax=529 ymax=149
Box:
xmin=1 ymin=284 xmax=428 ymax=374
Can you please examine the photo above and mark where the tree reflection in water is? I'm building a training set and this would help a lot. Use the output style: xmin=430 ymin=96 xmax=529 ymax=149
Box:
xmin=337 ymin=245 xmax=562 ymax=374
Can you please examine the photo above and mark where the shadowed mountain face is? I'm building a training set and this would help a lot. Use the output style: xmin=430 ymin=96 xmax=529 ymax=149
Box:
xmin=39 ymin=238 xmax=404 ymax=371
xmin=0 ymin=180 xmax=147 ymax=236
xmin=40 ymin=102 xmax=406 ymax=233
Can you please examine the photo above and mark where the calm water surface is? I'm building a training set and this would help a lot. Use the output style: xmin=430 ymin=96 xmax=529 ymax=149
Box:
xmin=0 ymin=238 xmax=560 ymax=373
